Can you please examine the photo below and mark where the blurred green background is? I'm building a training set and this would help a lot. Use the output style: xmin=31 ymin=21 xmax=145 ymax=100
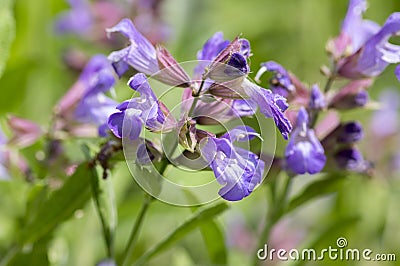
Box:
xmin=1 ymin=0 xmax=400 ymax=265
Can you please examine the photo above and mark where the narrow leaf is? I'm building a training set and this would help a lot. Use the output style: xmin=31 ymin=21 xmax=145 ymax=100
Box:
xmin=185 ymin=191 xmax=227 ymax=265
xmin=133 ymin=202 xmax=229 ymax=266
xmin=287 ymin=174 xmax=345 ymax=213
xmin=19 ymin=164 xmax=92 ymax=244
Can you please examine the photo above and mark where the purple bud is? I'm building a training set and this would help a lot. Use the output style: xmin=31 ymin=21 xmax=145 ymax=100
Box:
xmin=329 ymin=79 xmax=371 ymax=110
xmin=336 ymin=122 xmax=364 ymax=144
xmin=334 ymin=148 xmax=370 ymax=173
xmin=309 ymin=84 xmax=326 ymax=110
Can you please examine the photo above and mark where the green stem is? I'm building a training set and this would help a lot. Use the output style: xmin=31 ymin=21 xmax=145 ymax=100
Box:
xmin=121 ymin=193 xmax=153 ymax=266
xmin=252 ymin=173 xmax=292 ymax=266
xmin=188 ymin=79 xmax=205 ymax=117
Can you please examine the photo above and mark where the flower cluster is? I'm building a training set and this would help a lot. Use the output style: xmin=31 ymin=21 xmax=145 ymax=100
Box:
xmin=2 ymin=0 xmax=398 ymax=203
xmin=100 ymin=18 xmax=293 ymax=201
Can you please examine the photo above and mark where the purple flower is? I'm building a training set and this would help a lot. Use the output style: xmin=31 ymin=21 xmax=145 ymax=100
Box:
xmin=334 ymin=148 xmax=370 ymax=173
xmin=194 ymin=32 xmax=230 ymax=79
xmin=370 ymin=89 xmax=399 ymax=138
xmin=108 ymin=73 xmax=172 ymax=139
xmin=107 ymin=19 xmax=190 ymax=86
xmin=201 ymin=126 xmax=265 ymax=201
xmin=74 ymin=55 xmax=118 ymax=136
xmin=0 ymin=128 xmax=9 ymax=180
xmin=55 ymin=0 xmax=93 ymax=36
xmin=309 ymin=84 xmax=326 ymax=110
xmin=285 ymin=108 xmax=326 ymax=174
xmin=107 ymin=18 xmax=158 ymax=76
xmin=336 ymin=0 xmax=400 ymax=78
xmin=255 ymin=61 xmax=295 ymax=97
xmin=241 ymin=79 xmax=292 ymax=139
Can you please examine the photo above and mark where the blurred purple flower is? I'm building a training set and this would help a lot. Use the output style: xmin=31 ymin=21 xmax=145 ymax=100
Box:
xmin=335 ymin=0 xmax=400 ymax=78
xmin=370 ymin=89 xmax=399 ymax=138
xmin=0 ymin=128 xmax=10 ymax=180
xmin=108 ymin=73 xmax=173 ymax=139
xmin=7 ymin=116 xmax=43 ymax=148
xmin=255 ymin=61 xmax=295 ymax=97
xmin=334 ymin=148 xmax=370 ymax=173
xmin=201 ymin=126 xmax=264 ymax=201
xmin=285 ymin=108 xmax=326 ymax=174
xmin=73 ymin=55 xmax=118 ymax=136
xmin=55 ymin=0 xmax=92 ymax=36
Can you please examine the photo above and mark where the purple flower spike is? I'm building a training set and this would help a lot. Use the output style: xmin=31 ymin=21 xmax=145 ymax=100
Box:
xmin=309 ymin=84 xmax=326 ymax=110
xmin=255 ymin=61 xmax=295 ymax=97
xmin=55 ymin=0 xmax=93 ymax=36
xmin=285 ymin=108 xmax=326 ymax=175
xmin=336 ymin=0 xmax=400 ymax=78
xmin=107 ymin=18 xmax=159 ymax=76
xmin=201 ymin=127 xmax=265 ymax=201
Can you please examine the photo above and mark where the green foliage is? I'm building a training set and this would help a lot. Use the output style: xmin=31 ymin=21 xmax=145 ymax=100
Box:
xmin=0 ymin=0 xmax=15 ymax=78
xmin=133 ymin=202 xmax=229 ymax=266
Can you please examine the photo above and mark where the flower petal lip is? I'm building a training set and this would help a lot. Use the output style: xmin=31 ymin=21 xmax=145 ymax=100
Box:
xmin=107 ymin=18 xmax=159 ymax=75
xmin=200 ymin=126 xmax=265 ymax=201
xmin=284 ymin=108 xmax=326 ymax=174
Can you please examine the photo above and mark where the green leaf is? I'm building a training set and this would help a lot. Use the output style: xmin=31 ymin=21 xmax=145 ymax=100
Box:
xmin=0 ymin=0 xmax=15 ymax=78
xmin=19 ymin=163 xmax=92 ymax=244
xmin=287 ymin=174 xmax=345 ymax=213
xmin=185 ymin=191 xmax=227 ymax=265
xmin=133 ymin=202 xmax=229 ymax=266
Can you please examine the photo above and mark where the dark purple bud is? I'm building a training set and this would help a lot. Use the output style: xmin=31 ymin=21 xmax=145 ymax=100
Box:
xmin=337 ymin=122 xmax=363 ymax=143
xmin=334 ymin=148 xmax=370 ymax=173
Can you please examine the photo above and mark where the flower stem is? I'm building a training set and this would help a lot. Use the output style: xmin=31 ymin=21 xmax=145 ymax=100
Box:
xmin=188 ymin=79 xmax=206 ymax=117
xmin=252 ymin=173 xmax=292 ymax=266
xmin=121 ymin=193 xmax=153 ymax=266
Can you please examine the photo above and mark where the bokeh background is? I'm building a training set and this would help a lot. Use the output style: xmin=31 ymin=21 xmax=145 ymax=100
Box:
xmin=1 ymin=0 xmax=400 ymax=265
